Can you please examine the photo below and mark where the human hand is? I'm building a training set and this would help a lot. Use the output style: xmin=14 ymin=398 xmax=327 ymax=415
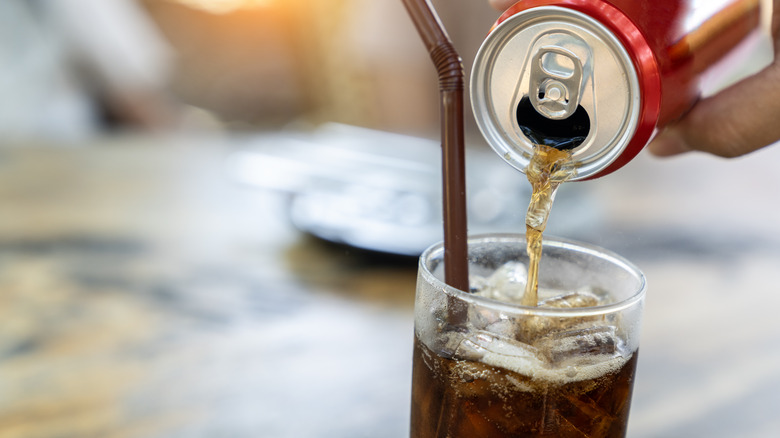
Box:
xmin=649 ymin=0 xmax=780 ymax=157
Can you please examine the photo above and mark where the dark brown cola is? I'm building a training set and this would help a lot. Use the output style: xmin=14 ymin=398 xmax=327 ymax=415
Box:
xmin=410 ymin=336 xmax=638 ymax=438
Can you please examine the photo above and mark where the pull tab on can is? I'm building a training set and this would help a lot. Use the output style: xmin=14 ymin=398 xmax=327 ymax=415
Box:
xmin=529 ymin=46 xmax=584 ymax=120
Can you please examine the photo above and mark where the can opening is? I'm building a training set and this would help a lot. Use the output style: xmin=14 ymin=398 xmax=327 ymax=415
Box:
xmin=516 ymin=96 xmax=589 ymax=150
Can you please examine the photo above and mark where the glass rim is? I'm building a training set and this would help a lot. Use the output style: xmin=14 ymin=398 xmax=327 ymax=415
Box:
xmin=419 ymin=233 xmax=647 ymax=318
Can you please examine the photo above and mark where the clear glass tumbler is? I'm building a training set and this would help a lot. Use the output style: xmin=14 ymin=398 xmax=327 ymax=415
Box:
xmin=410 ymin=233 xmax=646 ymax=437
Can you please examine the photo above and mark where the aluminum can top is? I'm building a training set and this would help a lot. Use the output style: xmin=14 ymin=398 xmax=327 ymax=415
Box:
xmin=471 ymin=6 xmax=642 ymax=180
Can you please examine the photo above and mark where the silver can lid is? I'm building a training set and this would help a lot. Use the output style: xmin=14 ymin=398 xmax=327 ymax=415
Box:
xmin=471 ymin=6 xmax=641 ymax=180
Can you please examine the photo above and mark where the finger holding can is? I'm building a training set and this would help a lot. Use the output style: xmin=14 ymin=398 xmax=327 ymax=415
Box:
xmin=649 ymin=0 xmax=780 ymax=158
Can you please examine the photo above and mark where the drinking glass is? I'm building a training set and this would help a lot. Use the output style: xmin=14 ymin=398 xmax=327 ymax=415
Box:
xmin=410 ymin=233 xmax=646 ymax=437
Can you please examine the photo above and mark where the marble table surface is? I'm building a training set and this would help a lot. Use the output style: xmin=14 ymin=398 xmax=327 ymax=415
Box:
xmin=0 ymin=134 xmax=779 ymax=437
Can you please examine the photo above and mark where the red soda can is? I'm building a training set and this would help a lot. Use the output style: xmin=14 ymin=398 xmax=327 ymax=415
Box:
xmin=471 ymin=0 xmax=766 ymax=180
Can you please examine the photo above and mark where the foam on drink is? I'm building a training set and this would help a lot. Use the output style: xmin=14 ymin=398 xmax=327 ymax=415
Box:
xmin=462 ymin=333 xmax=631 ymax=386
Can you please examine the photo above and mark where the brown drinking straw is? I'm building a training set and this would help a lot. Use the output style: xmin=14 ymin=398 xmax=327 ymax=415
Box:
xmin=401 ymin=0 xmax=469 ymax=293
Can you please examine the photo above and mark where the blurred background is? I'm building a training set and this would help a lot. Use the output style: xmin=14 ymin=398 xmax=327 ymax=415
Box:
xmin=0 ymin=0 xmax=498 ymax=140
xmin=1 ymin=1 xmax=780 ymax=437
